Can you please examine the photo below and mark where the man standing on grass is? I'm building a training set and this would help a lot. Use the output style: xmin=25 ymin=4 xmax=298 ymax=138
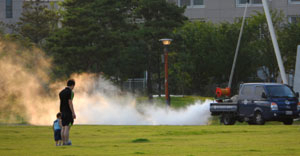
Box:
xmin=59 ymin=79 xmax=76 ymax=145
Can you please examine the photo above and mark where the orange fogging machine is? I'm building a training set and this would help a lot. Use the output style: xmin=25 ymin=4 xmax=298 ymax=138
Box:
xmin=215 ymin=87 xmax=231 ymax=102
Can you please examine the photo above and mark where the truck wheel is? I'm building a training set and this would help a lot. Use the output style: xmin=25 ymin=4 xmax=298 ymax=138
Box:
xmin=253 ymin=111 xmax=265 ymax=125
xmin=283 ymin=118 xmax=293 ymax=125
xmin=221 ymin=114 xmax=236 ymax=125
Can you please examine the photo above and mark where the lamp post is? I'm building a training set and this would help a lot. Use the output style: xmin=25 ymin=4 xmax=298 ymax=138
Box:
xmin=159 ymin=38 xmax=172 ymax=106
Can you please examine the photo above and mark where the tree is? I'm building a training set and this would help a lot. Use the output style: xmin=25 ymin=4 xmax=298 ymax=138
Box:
xmin=172 ymin=21 xmax=245 ymax=95
xmin=244 ymin=10 xmax=286 ymax=82
xmin=46 ymin=0 xmax=187 ymax=96
xmin=46 ymin=0 xmax=138 ymax=79
xmin=134 ymin=0 xmax=187 ymax=98
xmin=280 ymin=22 xmax=300 ymax=72
xmin=17 ymin=0 xmax=60 ymax=46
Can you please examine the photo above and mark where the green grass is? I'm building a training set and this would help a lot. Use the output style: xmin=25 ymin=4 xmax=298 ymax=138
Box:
xmin=137 ymin=96 xmax=212 ymax=108
xmin=1 ymin=96 xmax=300 ymax=155
xmin=0 ymin=125 xmax=300 ymax=156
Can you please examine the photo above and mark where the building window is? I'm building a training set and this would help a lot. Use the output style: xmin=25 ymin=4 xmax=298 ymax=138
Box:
xmin=6 ymin=0 xmax=13 ymax=18
xmin=288 ymin=16 xmax=300 ymax=24
xmin=236 ymin=0 xmax=262 ymax=7
xmin=178 ymin=0 xmax=205 ymax=8
xmin=289 ymin=0 xmax=300 ymax=4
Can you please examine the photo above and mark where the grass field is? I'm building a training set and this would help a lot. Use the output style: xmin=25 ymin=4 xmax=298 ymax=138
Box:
xmin=1 ymin=125 xmax=300 ymax=156
xmin=137 ymin=96 xmax=212 ymax=108
xmin=1 ymin=96 xmax=300 ymax=155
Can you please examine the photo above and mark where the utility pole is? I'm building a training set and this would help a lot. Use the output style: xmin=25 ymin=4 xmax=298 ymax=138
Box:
xmin=262 ymin=0 xmax=287 ymax=84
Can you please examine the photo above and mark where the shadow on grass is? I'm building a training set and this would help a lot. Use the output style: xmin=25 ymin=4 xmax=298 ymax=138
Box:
xmin=158 ymin=129 xmax=255 ymax=136
xmin=132 ymin=138 xmax=150 ymax=143
xmin=134 ymin=152 xmax=145 ymax=154
xmin=0 ymin=148 xmax=15 ymax=151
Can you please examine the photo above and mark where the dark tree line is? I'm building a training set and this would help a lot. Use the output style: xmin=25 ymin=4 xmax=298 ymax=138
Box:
xmin=45 ymin=0 xmax=187 ymax=98
xmin=1 ymin=0 xmax=300 ymax=97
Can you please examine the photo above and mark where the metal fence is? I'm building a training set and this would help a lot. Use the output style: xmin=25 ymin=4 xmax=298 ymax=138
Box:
xmin=122 ymin=78 xmax=146 ymax=93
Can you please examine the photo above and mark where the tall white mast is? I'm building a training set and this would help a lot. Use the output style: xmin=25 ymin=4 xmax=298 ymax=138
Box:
xmin=228 ymin=2 xmax=248 ymax=88
xmin=262 ymin=0 xmax=287 ymax=84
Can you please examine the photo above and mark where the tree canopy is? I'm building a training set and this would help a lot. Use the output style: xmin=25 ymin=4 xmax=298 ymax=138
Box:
xmin=17 ymin=0 xmax=60 ymax=46
xmin=2 ymin=0 xmax=300 ymax=96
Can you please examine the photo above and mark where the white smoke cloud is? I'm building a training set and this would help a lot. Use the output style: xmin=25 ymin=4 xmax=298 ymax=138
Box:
xmin=73 ymin=74 xmax=212 ymax=125
xmin=0 ymin=40 xmax=212 ymax=126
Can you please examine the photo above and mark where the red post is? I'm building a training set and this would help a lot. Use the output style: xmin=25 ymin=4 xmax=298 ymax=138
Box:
xmin=164 ymin=47 xmax=170 ymax=106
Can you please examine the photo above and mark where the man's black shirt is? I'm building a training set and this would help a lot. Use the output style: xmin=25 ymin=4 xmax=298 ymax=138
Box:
xmin=59 ymin=87 xmax=72 ymax=114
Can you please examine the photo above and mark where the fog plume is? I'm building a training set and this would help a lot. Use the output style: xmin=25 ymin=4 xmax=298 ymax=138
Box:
xmin=0 ymin=40 xmax=56 ymax=124
xmin=0 ymin=40 xmax=211 ymax=125
xmin=73 ymin=74 xmax=212 ymax=125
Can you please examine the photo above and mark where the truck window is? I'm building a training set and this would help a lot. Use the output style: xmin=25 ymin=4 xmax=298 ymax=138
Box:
xmin=265 ymin=85 xmax=295 ymax=98
xmin=255 ymin=86 xmax=265 ymax=99
xmin=241 ymin=85 xmax=253 ymax=95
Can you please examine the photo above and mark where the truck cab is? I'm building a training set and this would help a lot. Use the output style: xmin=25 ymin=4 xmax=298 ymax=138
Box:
xmin=210 ymin=83 xmax=300 ymax=125
xmin=238 ymin=83 xmax=300 ymax=125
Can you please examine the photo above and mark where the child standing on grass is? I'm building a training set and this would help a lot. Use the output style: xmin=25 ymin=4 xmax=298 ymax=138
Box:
xmin=53 ymin=112 xmax=62 ymax=146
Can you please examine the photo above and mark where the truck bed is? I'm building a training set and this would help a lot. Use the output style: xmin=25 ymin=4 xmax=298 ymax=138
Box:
xmin=210 ymin=102 xmax=238 ymax=115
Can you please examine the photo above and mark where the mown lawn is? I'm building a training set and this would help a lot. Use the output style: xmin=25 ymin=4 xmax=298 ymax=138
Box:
xmin=0 ymin=125 xmax=300 ymax=156
xmin=137 ymin=96 xmax=212 ymax=108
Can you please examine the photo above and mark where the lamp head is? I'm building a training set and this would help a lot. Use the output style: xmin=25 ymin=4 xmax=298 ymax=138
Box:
xmin=159 ymin=38 xmax=172 ymax=46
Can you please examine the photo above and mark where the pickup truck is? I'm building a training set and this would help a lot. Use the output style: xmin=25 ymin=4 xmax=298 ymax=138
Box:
xmin=210 ymin=83 xmax=300 ymax=125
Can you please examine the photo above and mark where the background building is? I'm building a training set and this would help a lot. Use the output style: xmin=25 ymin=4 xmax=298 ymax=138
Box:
xmin=167 ymin=0 xmax=300 ymax=23
xmin=0 ymin=0 xmax=60 ymax=33
xmin=1 ymin=0 xmax=300 ymax=28
xmin=0 ymin=0 xmax=23 ymax=26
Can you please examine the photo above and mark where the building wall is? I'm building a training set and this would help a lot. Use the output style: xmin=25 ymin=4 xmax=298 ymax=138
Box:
xmin=175 ymin=0 xmax=300 ymax=23
xmin=0 ymin=0 xmax=23 ymax=25
xmin=0 ymin=0 xmax=61 ymax=33
xmin=1 ymin=0 xmax=300 ymax=28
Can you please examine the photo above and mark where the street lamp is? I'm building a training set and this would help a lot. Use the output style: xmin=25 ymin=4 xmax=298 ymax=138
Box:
xmin=159 ymin=38 xmax=172 ymax=106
